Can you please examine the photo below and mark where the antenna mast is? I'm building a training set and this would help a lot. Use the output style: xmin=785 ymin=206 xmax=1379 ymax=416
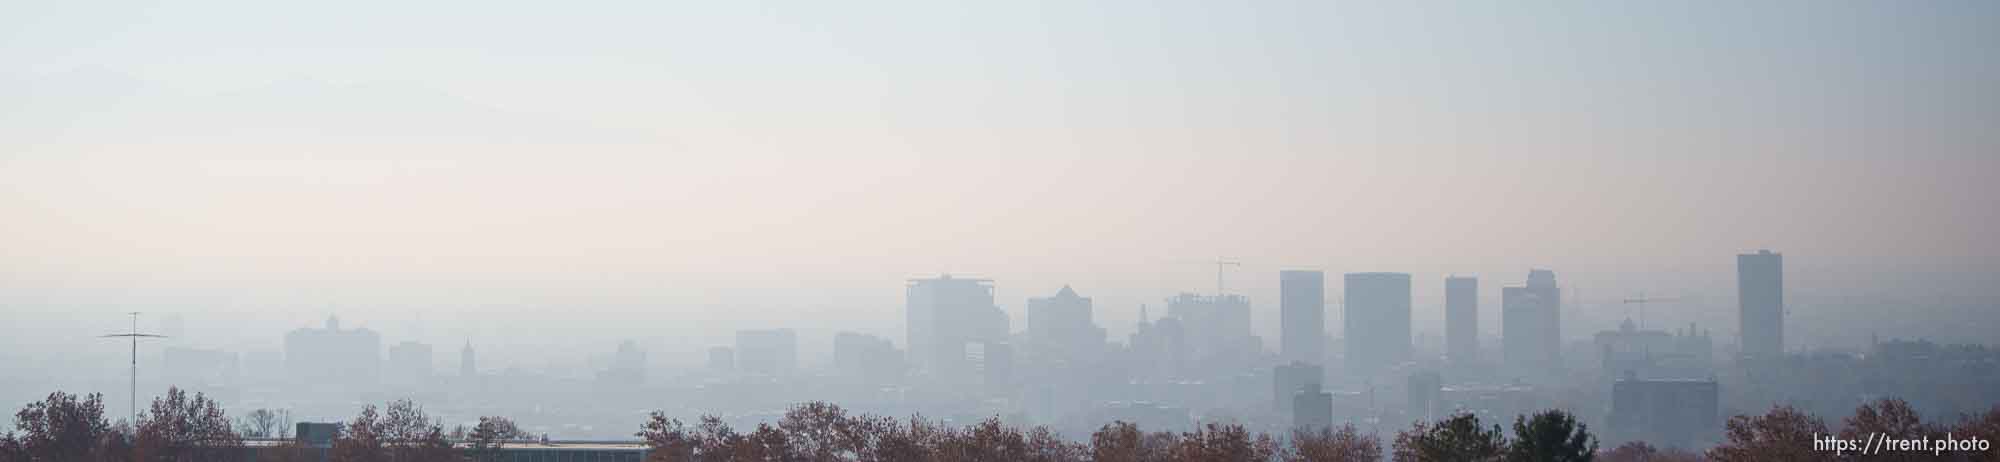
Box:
xmin=100 ymin=312 xmax=166 ymax=424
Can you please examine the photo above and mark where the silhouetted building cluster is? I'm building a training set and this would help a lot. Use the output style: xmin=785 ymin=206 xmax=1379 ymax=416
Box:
xmin=1292 ymin=382 xmax=1332 ymax=431
xmin=596 ymin=340 xmax=647 ymax=387
xmin=1165 ymin=292 xmax=1260 ymax=370
xmin=161 ymin=247 xmax=1994 ymax=451
xmin=734 ymin=329 xmax=798 ymax=376
xmin=1593 ymin=320 xmax=1713 ymax=380
xmin=1608 ymin=375 xmax=1720 ymax=449
xmin=1024 ymin=285 xmax=1106 ymax=364
xmin=1407 ymin=370 xmax=1443 ymax=422
xmin=706 ymin=346 xmax=734 ymax=373
xmin=906 ymin=275 xmax=1009 ymax=385
xmin=832 ymin=331 xmax=904 ymax=386
xmin=385 ymin=341 xmax=432 ymax=387
xmin=969 ymin=341 xmax=1014 ymax=394
xmin=1272 ymin=361 xmax=1323 ymax=412
xmin=285 ymin=316 xmax=381 ymax=387
xmin=1128 ymin=306 xmax=1188 ymax=379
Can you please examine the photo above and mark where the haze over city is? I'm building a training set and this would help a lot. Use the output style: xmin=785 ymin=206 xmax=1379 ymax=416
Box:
xmin=2 ymin=1 xmax=1997 ymax=460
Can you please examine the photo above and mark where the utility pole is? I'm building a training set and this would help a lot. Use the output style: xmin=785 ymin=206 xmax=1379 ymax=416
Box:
xmin=100 ymin=312 xmax=166 ymax=424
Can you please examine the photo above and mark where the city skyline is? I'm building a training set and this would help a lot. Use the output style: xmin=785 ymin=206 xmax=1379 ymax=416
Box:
xmin=2 ymin=1 xmax=1997 ymax=456
xmin=2 ymin=248 xmax=1996 ymax=454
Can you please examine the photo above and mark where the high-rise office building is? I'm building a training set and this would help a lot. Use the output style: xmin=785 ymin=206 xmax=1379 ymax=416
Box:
xmin=597 ymin=340 xmax=646 ymax=386
xmin=1280 ymin=270 xmax=1326 ymax=367
xmin=1609 ymin=375 xmax=1720 ymax=449
xmin=970 ymin=341 xmax=1014 ymax=393
xmin=1737 ymin=250 xmax=1784 ymax=358
xmin=735 ymin=328 xmax=798 ymax=376
xmin=1344 ymin=273 xmax=1412 ymax=374
xmin=1273 ymin=361 xmax=1324 ymax=412
xmin=833 ymin=331 xmax=905 ymax=385
xmin=284 ymin=316 xmax=381 ymax=386
xmin=459 ymin=342 xmax=476 ymax=378
xmin=1292 ymin=382 xmax=1334 ymax=432
xmin=706 ymin=346 xmax=734 ymax=373
xmin=385 ymin=341 xmax=432 ymax=386
xmin=1445 ymin=276 xmax=1478 ymax=364
xmin=1129 ymin=306 xmax=1189 ymax=380
xmin=1502 ymin=270 xmax=1562 ymax=372
xmin=1165 ymin=292 xmax=1256 ymax=362
xmin=1025 ymin=285 xmax=1106 ymax=361
xmin=906 ymin=275 xmax=1010 ymax=380
xmin=1594 ymin=321 xmax=1715 ymax=380
xmin=1407 ymin=370 xmax=1443 ymax=422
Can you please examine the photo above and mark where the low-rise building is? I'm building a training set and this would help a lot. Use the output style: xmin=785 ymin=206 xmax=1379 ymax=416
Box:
xmin=1608 ymin=375 xmax=1720 ymax=449
xmin=1292 ymin=382 xmax=1333 ymax=431
xmin=1272 ymin=361 xmax=1323 ymax=412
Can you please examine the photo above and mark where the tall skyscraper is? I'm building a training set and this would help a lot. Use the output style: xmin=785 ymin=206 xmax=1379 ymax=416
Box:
xmin=1280 ymin=270 xmax=1326 ymax=367
xmin=1445 ymin=276 xmax=1478 ymax=364
xmin=1738 ymin=250 xmax=1784 ymax=358
xmin=459 ymin=342 xmax=476 ymax=378
xmin=1502 ymin=270 xmax=1562 ymax=373
xmin=385 ymin=341 xmax=432 ymax=386
xmin=597 ymin=340 xmax=647 ymax=386
xmin=1025 ymin=285 xmax=1106 ymax=361
xmin=1129 ymin=305 xmax=1189 ymax=380
xmin=1344 ymin=272 xmax=1412 ymax=374
xmin=906 ymin=275 xmax=1010 ymax=380
xmin=284 ymin=316 xmax=381 ymax=386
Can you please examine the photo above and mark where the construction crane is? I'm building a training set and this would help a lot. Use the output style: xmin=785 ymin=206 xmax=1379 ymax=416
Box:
xmin=1621 ymin=293 xmax=1682 ymax=330
xmin=1166 ymin=258 xmax=1242 ymax=295
xmin=1210 ymin=258 xmax=1241 ymax=295
xmin=100 ymin=312 xmax=167 ymax=424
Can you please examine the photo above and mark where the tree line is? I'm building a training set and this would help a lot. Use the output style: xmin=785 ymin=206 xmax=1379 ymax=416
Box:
xmin=4 ymin=387 xmax=1997 ymax=461
xmin=0 ymin=387 xmax=528 ymax=462
xmin=624 ymin=398 xmax=2000 ymax=461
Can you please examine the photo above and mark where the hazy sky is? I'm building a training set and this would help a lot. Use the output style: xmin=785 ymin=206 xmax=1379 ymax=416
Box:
xmin=3 ymin=1 xmax=1996 ymax=363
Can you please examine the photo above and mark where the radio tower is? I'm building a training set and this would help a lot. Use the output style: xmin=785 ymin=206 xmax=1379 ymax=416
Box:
xmin=100 ymin=312 xmax=166 ymax=424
